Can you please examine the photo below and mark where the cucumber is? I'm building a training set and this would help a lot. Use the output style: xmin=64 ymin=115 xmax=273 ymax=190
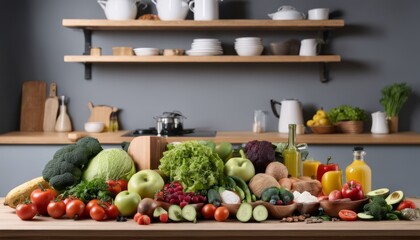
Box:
xmin=153 ymin=207 xmax=168 ymax=218
xmin=230 ymin=176 xmax=252 ymax=203
xmin=168 ymin=205 xmax=183 ymax=222
xmin=357 ymin=212 xmax=374 ymax=220
xmin=234 ymin=185 xmax=245 ymax=201
xmin=252 ymin=205 xmax=268 ymax=222
xmin=261 ymin=187 xmax=280 ymax=202
xmin=278 ymin=188 xmax=294 ymax=205
xmin=236 ymin=203 xmax=253 ymax=222
xmin=207 ymin=188 xmax=222 ymax=207
xmin=226 ymin=176 xmax=237 ymax=189
xmin=181 ymin=205 xmax=197 ymax=222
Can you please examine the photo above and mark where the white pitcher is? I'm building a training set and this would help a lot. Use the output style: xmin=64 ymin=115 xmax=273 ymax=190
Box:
xmin=151 ymin=0 xmax=190 ymax=20
xmin=98 ymin=0 xmax=147 ymax=20
xmin=371 ymin=111 xmax=389 ymax=134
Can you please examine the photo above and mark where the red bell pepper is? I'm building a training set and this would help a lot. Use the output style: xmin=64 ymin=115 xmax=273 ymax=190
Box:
xmin=341 ymin=180 xmax=364 ymax=201
xmin=316 ymin=156 xmax=339 ymax=182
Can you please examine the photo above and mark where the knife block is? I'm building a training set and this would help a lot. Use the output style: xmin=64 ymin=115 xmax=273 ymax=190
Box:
xmin=128 ymin=136 xmax=167 ymax=171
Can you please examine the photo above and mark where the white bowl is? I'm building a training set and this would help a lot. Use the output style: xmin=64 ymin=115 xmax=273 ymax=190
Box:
xmin=84 ymin=122 xmax=104 ymax=133
xmin=235 ymin=47 xmax=264 ymax=56
xmin=235 ymin=37 xmax=262 ymax=42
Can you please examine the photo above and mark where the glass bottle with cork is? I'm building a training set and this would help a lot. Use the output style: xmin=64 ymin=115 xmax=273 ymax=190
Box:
xmin=282 ymin=124 xmax=302 ymax=177
xmin=345 ymin=146 xmax=372 ymax=193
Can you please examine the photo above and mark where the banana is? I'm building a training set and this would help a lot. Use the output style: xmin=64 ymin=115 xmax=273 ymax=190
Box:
xmin=4 ymin=176 xmax=51 ymax=208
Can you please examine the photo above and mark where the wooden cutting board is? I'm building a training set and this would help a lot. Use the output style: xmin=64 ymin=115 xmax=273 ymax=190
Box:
xmin=20 ymin=81 xmax=47 ymax=131
xmin=87 ymin=102 xmax=114 ymax=132
xmin=43 ymin=83 xmax=59 ymax=132
xmin=128 ymin=136 xmax=167 ymax=171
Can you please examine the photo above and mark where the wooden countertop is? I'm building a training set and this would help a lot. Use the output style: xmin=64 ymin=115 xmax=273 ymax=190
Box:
xmin=0 ymin=131 xmax=420 ymax=145
xmin=1 ymin=197 xmax=420 ymax=240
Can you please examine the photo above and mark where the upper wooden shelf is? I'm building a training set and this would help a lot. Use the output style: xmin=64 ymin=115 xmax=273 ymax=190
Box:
xmin=64 ymin=55 xmax=341 ymax=63
xmin=62 ymin=19 xmax=345 ymax=31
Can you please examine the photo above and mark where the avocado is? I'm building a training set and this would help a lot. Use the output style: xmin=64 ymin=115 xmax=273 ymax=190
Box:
xmin=385 ymin=190 xmax=404 ymax=206
xmin=366 ymin=188 xmax=390 ymax=199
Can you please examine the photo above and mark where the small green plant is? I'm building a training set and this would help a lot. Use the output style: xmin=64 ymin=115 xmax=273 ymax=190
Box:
xmin=380 ymin=82 xmax=412 ymax=117
xmin=327 ymin=105 xmax=367 ymax=124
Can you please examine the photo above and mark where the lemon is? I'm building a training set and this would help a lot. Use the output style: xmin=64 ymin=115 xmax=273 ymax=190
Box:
xmin=316 ymin=110 xmax=327 ymax=118
xmin=313 ymin=114 xmax=321 ymax=122
xmin=319 ymin=118 xmax=330 ymax=126
xmin=307 ymin=120 xmax=315 ymax=127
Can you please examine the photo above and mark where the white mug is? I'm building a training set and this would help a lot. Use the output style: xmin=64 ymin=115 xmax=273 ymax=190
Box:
xmin=308 ymin=8 xmax=329 ymax=20
xmin=189 ymin=0 xmax=219 ymax=21
xmin=299 ymin=39 xmax=318 ymax=56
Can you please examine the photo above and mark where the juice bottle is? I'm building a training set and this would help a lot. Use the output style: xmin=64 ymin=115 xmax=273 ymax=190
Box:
xmin=302 ymin=159 xmax=321 ymax=179
xmin=345 ymin=147 xmax=372 ymax=193
xmin=282 ymin=124 xmax=301 ymax=177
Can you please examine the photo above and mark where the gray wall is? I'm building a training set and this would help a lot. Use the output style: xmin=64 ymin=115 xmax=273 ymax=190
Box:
xmin=1 ymin=1 xmax=420 ymax=197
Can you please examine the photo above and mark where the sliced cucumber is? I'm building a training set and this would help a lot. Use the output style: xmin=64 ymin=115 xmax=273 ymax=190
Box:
xmin=181 ymin=205 xmax=197 ymax=222
xmin=153 ymin=207 xmax=168 ymax=218
xmin=236 ymin=203 xmax=253 ymax=222
xmin=168 ymin=205 xmax=183 ymax=222
xmin=252 ymin=205 xmax=268 ymax=222
xmin=357 ymin=212 xmax=374 ymax=220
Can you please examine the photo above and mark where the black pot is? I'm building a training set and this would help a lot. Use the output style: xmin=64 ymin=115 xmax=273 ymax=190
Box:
xmin=154 ymin=111 xmax=186 ymax=136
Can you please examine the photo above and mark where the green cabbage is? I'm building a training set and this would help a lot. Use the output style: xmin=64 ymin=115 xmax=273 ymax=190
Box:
xmin=82 ymin=149 xmax=136 ymax=181
xmin=159 ymin=141 xmax=225 ymax=192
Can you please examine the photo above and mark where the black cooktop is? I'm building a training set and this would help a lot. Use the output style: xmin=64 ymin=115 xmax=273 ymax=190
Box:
xmin=124 ymin=128 xmax=217 ymax=137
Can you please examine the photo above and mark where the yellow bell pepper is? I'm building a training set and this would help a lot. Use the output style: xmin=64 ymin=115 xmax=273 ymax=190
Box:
xmin=321 ymin=170 xmax=343 ymax=195
xmin=302 ymin=160 xmax=321 ymax=179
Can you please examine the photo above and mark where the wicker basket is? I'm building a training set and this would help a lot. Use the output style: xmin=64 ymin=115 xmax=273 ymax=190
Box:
xmin=336 ymin=121 xmax=364 ymax=134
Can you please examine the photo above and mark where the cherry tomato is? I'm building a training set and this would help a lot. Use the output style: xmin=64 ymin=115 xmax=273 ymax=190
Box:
xmin=90 ymin=205 xmax=106 ymax=221
xmin=117 ymin=179 xmax=128 ymax=191
xmin=16 ymin=203 xmax=37 ymax=220
xmin=47 ymin=201 xmax=66 ymax=219
xmin=66 ymin=199 xmax=85 ymax=220
xmin=201 ymin=203 xmax=217 ymax=220
xmin=105 ymin=204 xmax=120 ymax=220
xmin=30 ymin=188 xmax=57 ymax=215
xmin=85 ymin=199 xmax=100 ymax=217
xmin=134 ymin=212 xmax=143 ymax=223
xmin=397 ymin=200 xmax=416 ymax=211
xmin=137 ymin=215 xmax=151 ymax=225
xmin=214 ymin=206 xmax=229 ymax=222
xmin=106 ymin=180 xmax=122 ymax=195
xmin=159 ymin=213 xmax=169 ymax=223
xmin=338 ymin=209 xmax=357 ymax=221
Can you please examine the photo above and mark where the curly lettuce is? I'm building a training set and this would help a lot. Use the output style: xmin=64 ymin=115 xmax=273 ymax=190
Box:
xmin=327 ymin=105 xmax=367 ymax=124
xmin=159 ymin=141 xmax=225 ymax=192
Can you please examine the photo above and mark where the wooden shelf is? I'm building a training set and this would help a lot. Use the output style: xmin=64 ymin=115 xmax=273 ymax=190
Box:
xmin=62 ymin=19 xmax=345 ymax=31
xmin=64 ymin=55 xmax=341 ymax=63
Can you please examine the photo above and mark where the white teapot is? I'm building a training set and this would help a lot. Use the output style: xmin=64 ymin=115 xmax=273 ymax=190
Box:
xmin=98 ymin=0 xmax=147 ymax=20
xmin=268 ymin=5 xmax=306 ymax=20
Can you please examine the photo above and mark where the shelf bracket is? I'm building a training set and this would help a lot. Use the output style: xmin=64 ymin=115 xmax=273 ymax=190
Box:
xmin=318 ymin=30 xmax=331 ymax=83
xmin=83 ymin=29 xmax=92 ymax=80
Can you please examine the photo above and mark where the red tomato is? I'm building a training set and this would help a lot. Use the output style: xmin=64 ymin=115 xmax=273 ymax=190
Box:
xmin=106 ymin=180 xmax=122 ymax=195
xmin=30 ymin=188 xmax=57 ymax=215
xmin=66 ymin=199 xmax=85 ymax=220
xmin=137 ymin=215 xmax=151 ymax=225
xmin=201 ymin=203 xmax=217 ymax=220
xmin=159 ymin=213 xmax=169 ymax=223
xmin=47 ymin=201 xmax=66 ymax=219
xmin=117 ymin=179 xmax=128 ymax=191
xmin=134 ymin=212 xmax=143 ymax=223
xmin=85 ymin=199 xmax=101 ymax=217
xmin=105 ymin=204 xmax=120 ymax=220
xmin=397 ymin=200 xmax=416 ymax=211
xmin=214 ymin=206 xmax=229 ymax=222
xmin=90 ymin=205 xmax=106 ymax=221
xmin=16 ymin=203 xmax=37 ymax=220
xmin=341 ymin=180 xmax=364 ymax=201
xmin=328 ymin=190 xmax=342 ymax=201
xmin=338 ymin=209 xmax=357 ymax=221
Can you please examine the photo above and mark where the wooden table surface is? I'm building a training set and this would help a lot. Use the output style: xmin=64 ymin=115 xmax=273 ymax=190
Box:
xmin=1 ymin=198 xmax=420 ymax=240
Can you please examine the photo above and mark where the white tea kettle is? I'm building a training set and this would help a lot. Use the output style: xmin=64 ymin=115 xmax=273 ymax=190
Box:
xmin=98 ymin=0 xmax=147 ymax=20
xmin=270 ymin=99 xmax=304 ymax=134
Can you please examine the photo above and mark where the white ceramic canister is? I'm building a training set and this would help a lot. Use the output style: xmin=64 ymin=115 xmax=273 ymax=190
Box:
xmin=189 ymin=0 xmax=220 ymax=21
xmin=299 ymin=39 xmax=318 ymax=56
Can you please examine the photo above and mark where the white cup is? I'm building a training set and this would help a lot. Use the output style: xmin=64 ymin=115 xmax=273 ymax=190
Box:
xmin=189 ymin=0 xmax=219 ymax=21
xmin=308 ymin=8 xmax=329 ymax=20
xmin=299 ymin=39 xmax=318 ymax=56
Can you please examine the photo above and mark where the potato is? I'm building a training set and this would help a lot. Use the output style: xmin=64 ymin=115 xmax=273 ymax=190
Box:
xmin=248 ymin=173 xmax=280 ymax=198
xmin=265 ymin=162 xmax=288 ymax=181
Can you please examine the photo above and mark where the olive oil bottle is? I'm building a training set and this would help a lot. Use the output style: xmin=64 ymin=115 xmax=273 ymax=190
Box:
xmin=282 ymin=124 xmax=301 ymax=177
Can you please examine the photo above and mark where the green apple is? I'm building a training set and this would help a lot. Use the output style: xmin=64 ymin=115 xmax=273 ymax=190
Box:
xmin=114 ymin=190 xmax=141 ymax=217
xmin=215 ymin=142 xmax=233 ymax=162
xmin=128 ymin=169 xmax=165 ymax=199
xmin=224 ymin=157 xmax=255 ymax=182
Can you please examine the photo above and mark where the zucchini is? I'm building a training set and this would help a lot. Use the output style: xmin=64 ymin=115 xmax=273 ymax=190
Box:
xmin=207 ymin=188 xmax=222 ymax=207
xmin=252 ymin=205 xmax=268 ymax=222
xmin=261 ymin=187 xmax=280 ymax=202
xmin=236 ymin=203 xmax=253 ymax=222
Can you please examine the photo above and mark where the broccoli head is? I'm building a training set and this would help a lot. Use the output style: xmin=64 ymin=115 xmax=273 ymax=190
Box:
xmin=363 ymin=196 xmax=389 ymax=220
xmin=243 ymin=140 xmax=276 ymax=173
xmin=76 ymin=137 xmax=103 ymax=157
xmin=49 ymin=172 xmax=77 ymax=191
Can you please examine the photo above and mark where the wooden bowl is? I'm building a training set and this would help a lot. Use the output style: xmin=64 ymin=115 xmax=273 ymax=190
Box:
xmin=222 ymin=201 xmax=296 ymax=219
xmin=336 ymin=121 xmax=364 ymax=134
xmin=310 ymin=125 xmax=336 ymax=134
xmin=319 ymin=198 xmax=369 ymax=218
xmin=296 ymin=201 xmax=320 ymax=215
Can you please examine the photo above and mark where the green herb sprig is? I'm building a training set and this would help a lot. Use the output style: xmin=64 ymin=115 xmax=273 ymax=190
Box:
xmin=380 ymin=83 xmax=412 ymax=117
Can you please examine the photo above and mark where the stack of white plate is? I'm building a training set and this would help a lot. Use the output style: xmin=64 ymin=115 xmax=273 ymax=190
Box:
xmin=134 ymin=48 xmax=160 ymax=56
xmin=235 ymin=37 xmax=264 ymax=56
xmin=186 ymin=39 xmax=223 ymax=56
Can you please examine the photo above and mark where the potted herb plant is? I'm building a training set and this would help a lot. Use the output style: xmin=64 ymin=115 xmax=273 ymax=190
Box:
xmin=327 ymin=105 xmax=367 ymax=134
xmin=380 ymin=82 xmax=412 ymax=133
